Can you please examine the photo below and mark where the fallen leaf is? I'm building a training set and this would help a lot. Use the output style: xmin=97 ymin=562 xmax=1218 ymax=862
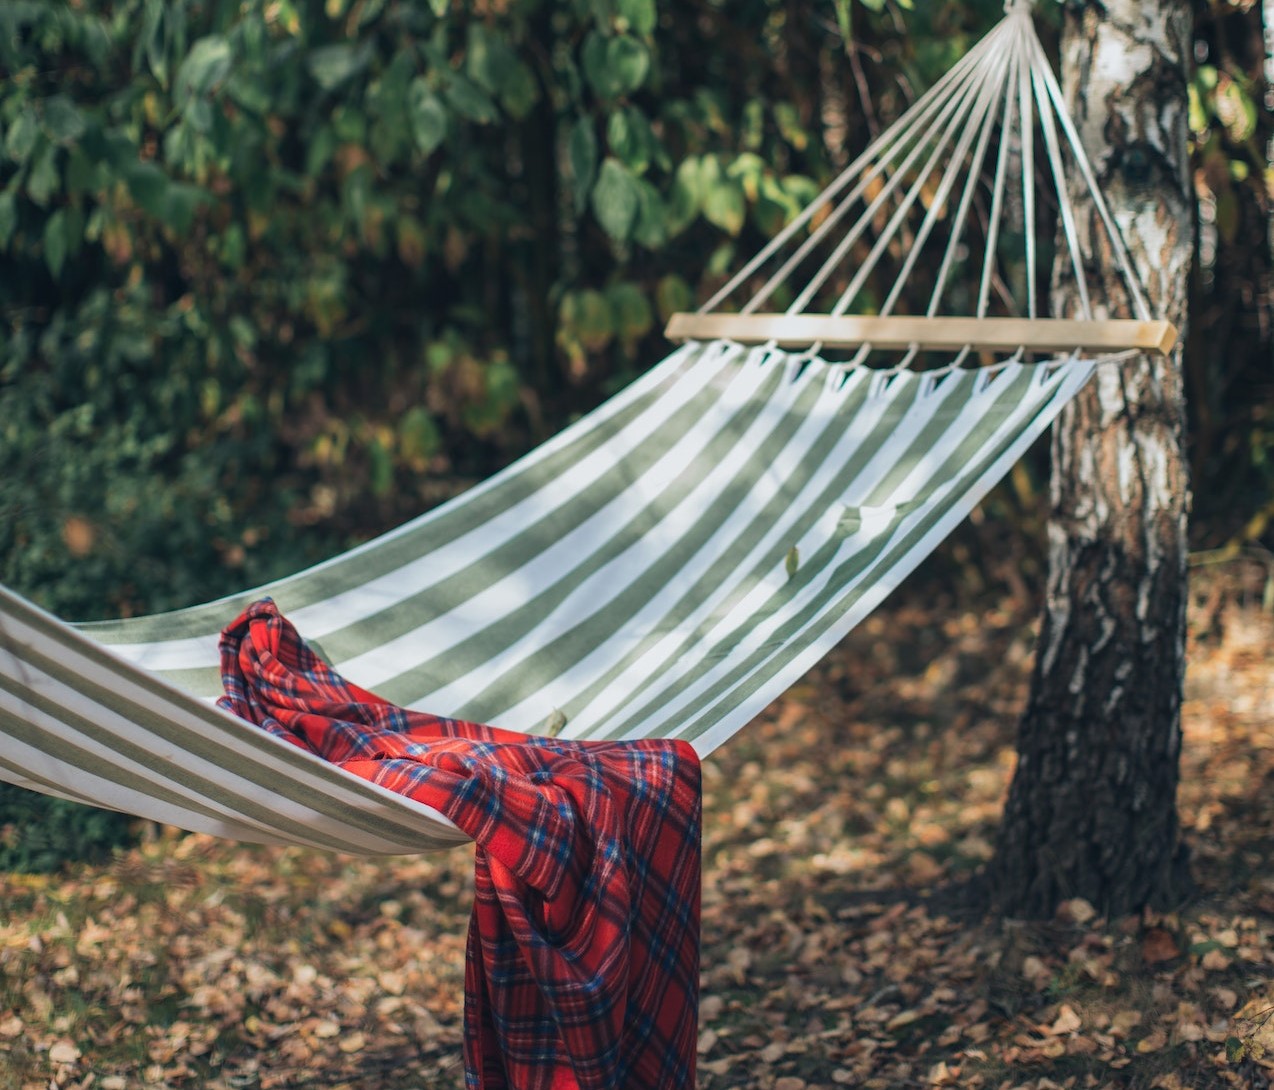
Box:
xmin=886 ymin=1009 xmax=921 ymax=1030
xmin=1110 ymin=1009 xmax=1143 ymax=1036
xmin=1058 ymin=898 xmax=1097 ymax=925
xmin=48 ymin=1040 xmax=80 ymax=1064
xmin=338 ymin=1032 xmax=366 ymax=1053
xmin=1048 ymin=1004 xmax=1082 ymax=1035
xmin=1142 ymin=928 xmax=1179 ymax=964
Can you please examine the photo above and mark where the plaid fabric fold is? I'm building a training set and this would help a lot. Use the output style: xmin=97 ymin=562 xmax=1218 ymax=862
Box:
xmin=218 ymin=599 xmax=701 ymax=1090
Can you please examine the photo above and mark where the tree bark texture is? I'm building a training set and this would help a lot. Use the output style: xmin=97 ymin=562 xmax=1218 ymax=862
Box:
xmin=989 ymin=0 xmax=1195 ymax=919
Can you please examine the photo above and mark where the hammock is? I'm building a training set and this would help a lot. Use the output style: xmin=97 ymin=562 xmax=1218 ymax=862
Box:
xmin=0 ymin=2 xmax=1173 ymax=855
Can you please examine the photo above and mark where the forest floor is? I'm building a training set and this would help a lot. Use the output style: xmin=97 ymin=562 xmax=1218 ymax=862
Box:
xmin=0 ymin=556 xmax=1271 ymax=1090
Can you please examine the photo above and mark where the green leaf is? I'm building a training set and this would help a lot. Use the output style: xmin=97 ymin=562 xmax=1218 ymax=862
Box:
xmin=655 ymin=275 xmax=693 ymax=324
xmin=665 ymin=160 xmax=700 ymax=237
xmin=754 ymin=174 xmax=795 ymax=236
xmin=785 ymin=545 xmax=799 ymax=580
xmin=218 ymin=223 xmax=246 ymax=269
xmin=781 ymin=174 xmax=820 ymax=210
xmin=369 ymin=436 xmax=393 ymax=497
xmin=43 ymin=208 xmax=68 ymax=278
xmin=398 ymin=407 xmax=440 ymax=466
xmin=143 ymin=0 xmax=169 ymax=87
xmin=498 ymin=61 xmax=539 ymax=119
xmin=184 ymin=97 xmax=213 ymax=134
xmin=124 ymin=162 xmax=169 ymax=217
xmin=175 ymin=36 xmax=232 ymax=105
xmin=465 ymin=24 xmax=505 ymax=95
xmin=308 ymin=43 xmax=371 ymax=91
xmin=564 ymin=289 xmax=613 ymax=351
xmin=617 ymin=0 xmax=657 ymax=35
xmin=607 ymin=35 xmax=649 ymax=95
xmin=26 ymin=143 xmax=59 ymax=207
xmin=161 ymin=182 xmax=209 ymax=233
xmin=591 ymin=157 xmax=640 ymax=242
xmin=445 ymin=74 xmax=497 ymax=124
xmin=408 ymin=79 xmax=447 ymax=153
xmin=6 ymin=111 xmax=39 ymax=164
xmin=607 ymin=282 xmax=653 ymax=341
xmin=569 ymin=118 xmax=598 ymax=213
xmin=41 ymin=96 xmax=86 ymax=145
xmin=832 ymin=0 xmax=852 ymax=43
xmin=607 ymin=106 xmax=651 ymax=173
xmin=703 ymin=177 xmax=745 ymax=236
xmin=582 ymin=32 xmax=649 ymax=99
xmin=306 ymin=124 xmax=338 ymax=177
xmin=631 ymin=177 xmax=666 ymax=249
xmin=773 ymin=102 xmax=808 ymax=151
xmin=581 ymin=32 xmax=610 ymax=98
xmin=0 ymin=191 xmax=16 ymax=249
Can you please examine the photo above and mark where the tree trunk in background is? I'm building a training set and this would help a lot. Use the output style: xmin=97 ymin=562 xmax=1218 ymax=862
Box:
xmin=988 ymin=0 xmax=1195 ymax=919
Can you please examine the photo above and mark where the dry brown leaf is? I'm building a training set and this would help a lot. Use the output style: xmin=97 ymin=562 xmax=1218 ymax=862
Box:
xmin=759 ymin=1040 xmax=787 ymax=1063
xmin=1200 ymin=947 xmax=1231 ymax=971
xmin=886 ymin=1009 xmax=921 ymax=1031
xmin=48 ymin=1040 xmax=81 ymax=1064
xmin=1048 ymin=1004 xmax=1081 ymax=1035
xmin=338 ymin=1031 xmax=366 ymax=1054
xmin=1141 ymin=927 xmax=1180 ymax=964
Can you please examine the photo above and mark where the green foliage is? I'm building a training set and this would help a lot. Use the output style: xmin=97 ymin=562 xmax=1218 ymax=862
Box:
xmin=9 ymin=0 xmax=953 ymax=624
xmin=0 ymin=782 xmax=137 ymax=872
xmin=1 ymin=0 xmax=959 ymax=863
xmin=1187 ymin=1 xmax=1274 ymax=550
xmin=0 ymin=0 xmax=1267 ymax=865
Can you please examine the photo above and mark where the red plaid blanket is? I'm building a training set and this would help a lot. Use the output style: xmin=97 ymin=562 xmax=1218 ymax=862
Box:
xmin=218 ymin=600 xmax=701 ymax=1090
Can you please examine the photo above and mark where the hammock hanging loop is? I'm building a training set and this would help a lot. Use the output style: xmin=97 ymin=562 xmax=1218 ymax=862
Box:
xmin=666 ymin=0 xmax=1175 ymax=362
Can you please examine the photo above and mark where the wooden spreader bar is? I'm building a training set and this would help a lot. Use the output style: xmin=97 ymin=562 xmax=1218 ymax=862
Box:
xmin=665 ymin=314 xmax=1179 ymax=357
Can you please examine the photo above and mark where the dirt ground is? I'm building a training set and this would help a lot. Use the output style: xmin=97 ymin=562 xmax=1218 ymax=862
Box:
xmin=1 ymin=558 xmax=1271 ymax=1090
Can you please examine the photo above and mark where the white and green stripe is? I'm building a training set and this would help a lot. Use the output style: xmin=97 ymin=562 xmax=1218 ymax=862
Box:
xmin=0 ymin=341 xmax=1095 ymax=852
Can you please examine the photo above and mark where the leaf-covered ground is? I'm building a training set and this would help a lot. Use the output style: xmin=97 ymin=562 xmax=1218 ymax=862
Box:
xmin=1 ymin=562 xmax=1271 ymax=1090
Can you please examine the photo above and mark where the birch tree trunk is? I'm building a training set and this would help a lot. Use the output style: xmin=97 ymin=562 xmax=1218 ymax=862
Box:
xmin=988 ymin=0 xmax=1195 ymax=919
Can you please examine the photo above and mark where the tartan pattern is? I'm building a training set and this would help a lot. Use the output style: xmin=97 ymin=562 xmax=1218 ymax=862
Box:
xmin=218 ymin=600 xmax=701 ymax=1090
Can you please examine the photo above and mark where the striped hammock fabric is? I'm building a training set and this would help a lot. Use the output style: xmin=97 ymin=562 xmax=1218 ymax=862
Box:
xmin=0 ymin=339 xmax=1095 ymax=853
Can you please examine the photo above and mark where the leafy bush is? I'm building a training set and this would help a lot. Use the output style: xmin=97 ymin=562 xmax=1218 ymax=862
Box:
xmin=0 ymin=0 xmax=1266 ymax=867
xmin=0 ymin=782 xmax=138 ymax=873
xmin=4 ymin=0 xmax=987 ymax=865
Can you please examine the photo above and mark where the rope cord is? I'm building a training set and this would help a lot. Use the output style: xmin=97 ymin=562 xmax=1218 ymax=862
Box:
xmin=699 ymin=19 xmax=1013 ymax=315
xmin=976 ymin=16 xmax=1023 ymax=318
xmin=923 ymin=14 xmax=1020 ymax=318
xmin=743 ymin=35 xmax=1001 ymax=315
xmin=1026 ymin=29 xmax=1153 ymax=322
xmin=792 ymin=52 xmax=1003 ymax=316
xmin=696 ymin=2 xmax=1158 ymax=360
xmin=826 ymin=52 xmax=1008 ymax=318
xmin=1031 ymin=50 xmax=1092 ymax=319
xmin=882 ymin=21 xmax=1015 ymax=319
xmin=1016 ymin=18 xmax=1037 ymax=319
